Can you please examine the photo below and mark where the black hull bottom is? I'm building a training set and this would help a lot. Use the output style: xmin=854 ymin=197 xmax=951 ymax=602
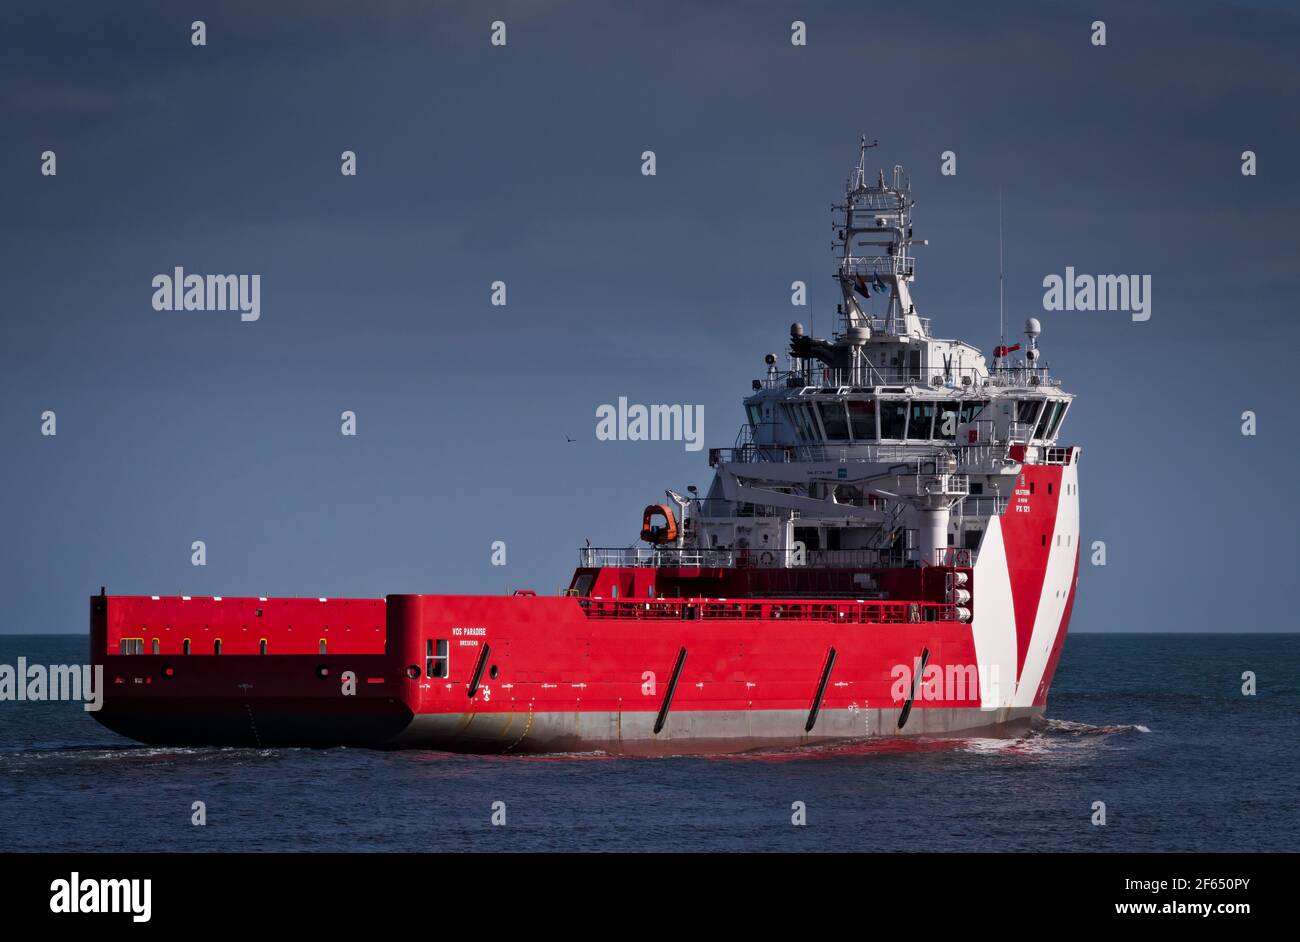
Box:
xmin=94 ymin=702 xmax=1044 ymax=754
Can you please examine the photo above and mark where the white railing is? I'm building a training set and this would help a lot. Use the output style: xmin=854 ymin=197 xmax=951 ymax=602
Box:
xmin=988 ymin=366 xmax=1062 ymax=388
xmin=920 ymin=473 xmax=969 ymax=496
xmin=956 ymin=496 xmax=1009 ymax=517
xmin=579 ymin=547 xmax=735 ymax=568
xmin=842 ymin=254 xmax=915 ymax=279
xmin=577 ymin=545 xmax=980 ymax=571
xmin=1007 ymin=422 xmax=1035 ymax=444
xmin=579 ymin=546 xmax=912 ymax=570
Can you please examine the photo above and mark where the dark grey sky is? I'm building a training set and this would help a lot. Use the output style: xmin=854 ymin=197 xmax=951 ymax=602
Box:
xmin=2 ymin=1 xmax=1298 ymax=633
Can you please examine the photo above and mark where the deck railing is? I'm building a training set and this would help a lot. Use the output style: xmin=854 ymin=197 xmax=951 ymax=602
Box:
xmin=578 ymin=596 xmax=959 ymax=624
xmin=956 ymin=496 xmax=1009 ymax=517
xmin=757 ymin=364 xmax=1062 ymax=391
xmin=578 ymin=545 xmax=973 ymax=571
xmin=578 ymin=546 xmax=901 ymax=570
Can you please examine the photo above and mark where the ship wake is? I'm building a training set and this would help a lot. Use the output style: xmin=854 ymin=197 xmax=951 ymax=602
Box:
xmin=1034 ymin=717 xmax=1152 ymax=736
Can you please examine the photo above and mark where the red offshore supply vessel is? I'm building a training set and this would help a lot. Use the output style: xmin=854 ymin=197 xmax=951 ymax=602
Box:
xmin=90 ymin=142 xmax=1082 ymax=755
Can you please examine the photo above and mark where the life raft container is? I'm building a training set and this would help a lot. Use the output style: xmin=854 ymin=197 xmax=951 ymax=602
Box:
xmin=640 ymin=504 xmax=679 ymax=544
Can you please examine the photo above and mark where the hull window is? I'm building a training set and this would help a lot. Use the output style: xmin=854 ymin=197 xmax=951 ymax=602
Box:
xmin=426 ymin=639 xmax=449 ymax=679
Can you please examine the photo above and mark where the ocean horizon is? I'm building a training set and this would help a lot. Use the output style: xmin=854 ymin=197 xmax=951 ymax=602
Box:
xmin=2 ymin=632 xmax=1294 ymax=853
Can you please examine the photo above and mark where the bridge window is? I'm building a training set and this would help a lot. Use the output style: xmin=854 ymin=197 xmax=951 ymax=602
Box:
xmin=798 ymin=403 xmax=819 ymax=442
xmin=934 ymin=401 xmax=960 ymax=441
xmin=783 ymin=405 xmax=800 ymax=440
xmin=1015 ymin=399 xmax=1043 ymax=426
xmin=787 ymin=403 xmax=817 ymax=443
xmin=259 ymin=639 xmax=268 ymax=655
xmin=213 ymin=639 xmax=222 ymax=655
xmin=816 ymin=401 xmax=850 ymax=441
xmin=151 ymin=639 xmax=160 ymax=655
xmin=119 ymin=638 xmax=144 ymax=655
xmin=426 ymin=639 xmax=449 ymax=679
xmin=318 ymin=639 xmax=327 ymax=655
xmin=1035 ymin=401 xmax=1061 ymax=440
xmin=959 ymin=400 xmax=988 ymax=427
xmin=879 ymin=400 xmax=908 ymax=439
xmin=908 ymin=401 xmax=936 ymax=440
xmin=1046 ymin=402 xmax=1068 ymax=439
xmin=183 ymin=638 xmax=191 ymax=655
xmin=846 ymin=400 xmax=877 ymax=441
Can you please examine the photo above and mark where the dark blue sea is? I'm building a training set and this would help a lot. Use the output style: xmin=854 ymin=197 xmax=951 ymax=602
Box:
xmin=0 ymin=633 xmax=1295 ymax=852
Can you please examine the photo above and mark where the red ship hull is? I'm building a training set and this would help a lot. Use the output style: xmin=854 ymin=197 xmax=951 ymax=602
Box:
xmin=88 ymin=460 xmax=1078 ymax=754
xmin=90 ymin=592 xmax=1038 ymax=754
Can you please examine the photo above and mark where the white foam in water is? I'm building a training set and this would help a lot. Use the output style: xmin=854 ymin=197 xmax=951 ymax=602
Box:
xmin=1040 ymin=717 xmax=1151 ymax=736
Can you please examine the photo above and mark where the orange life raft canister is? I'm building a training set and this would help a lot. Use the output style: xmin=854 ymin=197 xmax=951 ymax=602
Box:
xmin=640 ymin=504 xmax=678 ymax=544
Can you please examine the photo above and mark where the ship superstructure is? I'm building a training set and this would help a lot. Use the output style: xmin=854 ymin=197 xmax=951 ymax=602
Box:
xmin=601 ymin=139 xmax=1073 ymax=582
xmin=89 ymin=143 xmax=1082 ymax=754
